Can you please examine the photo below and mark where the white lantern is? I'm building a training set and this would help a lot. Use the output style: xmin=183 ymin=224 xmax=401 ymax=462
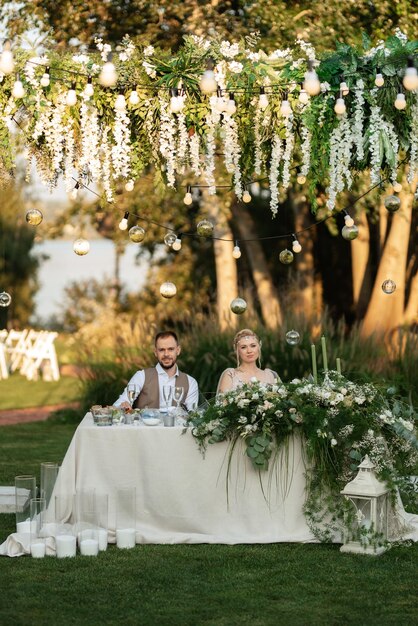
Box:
xmin=340 ymin=455 xmax=389 ymax=556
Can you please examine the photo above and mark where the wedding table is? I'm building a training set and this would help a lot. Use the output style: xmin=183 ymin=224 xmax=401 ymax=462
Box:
xmin=51 ymin=413 xmax=315 ymax=544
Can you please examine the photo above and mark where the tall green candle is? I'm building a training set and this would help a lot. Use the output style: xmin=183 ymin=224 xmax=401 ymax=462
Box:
xmin=311 ymin=344 xmax=318 ymax=383
xmin=321 ymin=335 xmax=328 ymax=372
xmin=336 ymin=357 xmax=341 ymax=374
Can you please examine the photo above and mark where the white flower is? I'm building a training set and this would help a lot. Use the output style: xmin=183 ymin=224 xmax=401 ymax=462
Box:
xmin=220 ymin=41 xmax=240 ymax=58
xmin=398 ymin=418 xmax=414 ymax=432
xmin=142 ymin=60 xmax=156 ymax=78
xmin=268 ymin=48 xmax=291 ymax=60
xmin=331 ymin=438 xmax=337 ymax=446
xmin=143 ymin=45 xmax=155 ymax=57
xmin=228 ymin=61 xmax=243 ymax=74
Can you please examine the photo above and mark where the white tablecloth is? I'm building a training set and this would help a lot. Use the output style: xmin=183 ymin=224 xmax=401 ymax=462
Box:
xmin=53 ymin=413 xmax=315 ymax=544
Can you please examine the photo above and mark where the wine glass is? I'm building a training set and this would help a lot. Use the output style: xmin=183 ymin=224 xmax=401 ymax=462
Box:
xmin=127 ymin=384 xmax=139 ymax=407
xmin=162 ymin=385 xmax=173 ymax=412
xmin=173 ymin=386 xmax=184 ymax=412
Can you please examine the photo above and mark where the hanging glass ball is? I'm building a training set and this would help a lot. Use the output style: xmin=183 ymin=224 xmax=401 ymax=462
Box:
xmin=196 ymin=219 xmax=214 ymax=237
xmin=285 ymin=330 xmax=300 ymax=345
xmin=384 ymin=195 xmax=401 ymax=213
xmin=230 ymin=297 xmax=247 ymax=315
xmin=279 ymin=249 xmax=294 ymax=264
xmin=73 ymin=238 xmax=90 ymax=256
xmin=160 ymin=282 xmax=177 ymax=299
xmin=381 ymin=279 xmax=396 ymax=294
xmin=25 ymin=208 xmax=43 ymax=226
xmin=128 ymin=225 xmax=145 ymax=243
xmin=164 ymin=233 xmax=177 ymax=247
xmin=0 ymin=291 xmax=12 ymax=307
xmin=341 ymin=224 xmax=359 ymax=240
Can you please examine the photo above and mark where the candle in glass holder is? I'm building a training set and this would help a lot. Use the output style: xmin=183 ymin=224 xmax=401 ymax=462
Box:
xmin=30 ymin=541 xmax=46 ymax=558
xmin=80 ymin=538 xmax=99 ymax=556
xmin=98 ymin=528 xmax=108 ymax=551
xmin=116 ymin=528 xmax=136 ymax=549
xmin=56 ymin=534 xmax=76 ymax=558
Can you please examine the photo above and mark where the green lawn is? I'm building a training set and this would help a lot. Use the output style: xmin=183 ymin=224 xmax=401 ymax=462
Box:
xmin=0 ymin=373 xmax=81 ymax=410
xmin=0 ymin=421 xmax=417 ymax=626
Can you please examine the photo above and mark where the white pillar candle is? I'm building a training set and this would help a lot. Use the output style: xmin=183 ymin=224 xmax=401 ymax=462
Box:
xmin=80 ymin=538 xmax=99 ymax=556
xmin=30 ymin=542 xmax=46 ymax=558
xmin=56 ymin=534 xmax=76 ymax=558
xmin=98 ymin=528 xmax=108 ymax=551
xmin=116 ymin=528 xmax=136 ymax=549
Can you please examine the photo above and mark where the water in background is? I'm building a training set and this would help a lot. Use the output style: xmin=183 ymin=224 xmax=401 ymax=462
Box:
xmin=33 ymin=239 xmax=148 ymax=323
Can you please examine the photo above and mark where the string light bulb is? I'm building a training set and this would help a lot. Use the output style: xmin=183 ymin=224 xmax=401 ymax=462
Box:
xmin=12 ymin=77 xmax=25 ymax=99
xmin=343 ymin=211 xmax=354 ymax=227
xmin=200 ymin=69 xmax=217 ymax=94
xmin=334 ymin=91 xmax=346 ymax=115
xmin=172 ymin=235 xmax=182 ymax=251
xmin=125 ymin=179 xmax=134 ymax=191
xmin=280 ymin=94 xmax=292 ymax=117
xmin=40 ymin=67 xmax=50 ymax=87
xmin=292 ymin=235 xmax=302 ymax=254
xmin=118 ymin=211 xmax=129 ymax=231
xmin=303 ymin=61 xmax=320 ymax=96
xmin=394 ymin=92 xmax=406 ymax=110
xmin=258 ymin=86 xmax=269 ymax=110
xmin=226 ymin=92 xmax=236 ymax=115
xmin=70 ymin=182 xmax=80 ymax=200
xmin=393 ymin=181 xmax=402 ymax=193
xmin=99 ymin=58 xmax=117 ymax=87
xmin=339 ymin=81 xmax=349 ymax=96
xmin=403 ymin=58 xmax=418 ymax=91
xmin=232 ymin=242 xmax=241 ymax=259
xmin=114 ymin=94 xmax=126 ymax=111
xmin=242 ymin=190 xmax=251 ymax=203
xmin=129 ymin=88 xmax=139 ymax=105
xmin=183 ymin=186 xmax=193 ymax=205
xmin=375 ymin=72 xmax=384 ymax=87
xmin=297 ymin=172 xmax=306 ymax=184
xmin=298 ymin=88 xmax=309 ymax=104
xmin=0 ymin=40 xmax=14 ymax=74
xmin=84 ymin=76 xmax=94 ymax=97
xmin=66 ymin=82 xmax=77 ymax=106
xmin=170 ymin=88 xmax=184 ymax=113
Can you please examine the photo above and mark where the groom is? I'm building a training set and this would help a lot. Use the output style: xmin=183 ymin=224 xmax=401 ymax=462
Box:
xmin=114 ymin=330 xmax=199 ymax=411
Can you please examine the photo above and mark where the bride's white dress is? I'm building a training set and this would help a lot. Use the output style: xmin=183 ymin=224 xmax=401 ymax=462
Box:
xmin=216 ymin=367 xmax=279 ymax=394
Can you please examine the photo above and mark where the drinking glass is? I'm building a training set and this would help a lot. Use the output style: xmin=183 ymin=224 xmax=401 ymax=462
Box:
xmin=127 ymin=383 xmax=139 ymax=407
xmin=173 ymin=386 xmax=184 ymax=411
xmin=162 ymin=385 xmax=172 ymax=412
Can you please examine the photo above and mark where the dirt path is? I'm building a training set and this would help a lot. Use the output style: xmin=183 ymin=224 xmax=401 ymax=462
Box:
xmin=0 ymin=403 xmax=80 ymax=426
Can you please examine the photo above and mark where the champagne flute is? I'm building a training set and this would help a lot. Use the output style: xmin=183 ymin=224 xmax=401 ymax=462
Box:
xmin=173 ymin=386 xmax=184 ymax=412
xmin=127 ymin=383 xmax=138 ymax=407
xmin=162 ymin=385 xmax=173 ymax=412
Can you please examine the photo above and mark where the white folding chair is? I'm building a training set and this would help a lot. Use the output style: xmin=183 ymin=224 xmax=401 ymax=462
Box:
xmin=22 ymin=331 xmax=60 ymax=381
xmin=0 ymin=331 xmax=8 ymax=379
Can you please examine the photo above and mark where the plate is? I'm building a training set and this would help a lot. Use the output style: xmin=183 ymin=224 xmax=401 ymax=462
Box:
xmin=142 ymin=417 xmax=161 ymax=426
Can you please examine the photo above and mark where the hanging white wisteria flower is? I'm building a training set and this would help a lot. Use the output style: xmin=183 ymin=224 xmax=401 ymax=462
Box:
xmin=352 ymin=79 xmax=365 ymax=163
xmin=327 ymin=113 xmax=353 ymax=211
xmin=300 ymin=122 xmax=311 ymax=178
xmin=158 ymin=95 xmax=178 ymax=188
xmin=253 ymin=104 xmax=264 ymax=175
xmin=203 ymin=113 xmax=217 ymax=195
xmin=368 ymin=90 xmax=386 ymax=185
xmin=282 ymin=116 xmax=295 ymax=189
xmin=79 ymin=102 xmax=101 ymax=182
xmin=63 ymin=122 xmax=76 ymax=192
xmin=269 ymin=134 xmax=283 ymax=217
xmin=100 ymin=126 xmax=114 ymax=202
xmin=189 ymin=132 xmax=201 ymax=177
xmin=111 ymin=108 xmax=132 ymax=180
xmin=221 ymin=113 xmax=243 ymax=199
xmin=407 ymin=95 xmax=418 ymax=185
xmin=176 ymin=112 xmax=189 ymax=175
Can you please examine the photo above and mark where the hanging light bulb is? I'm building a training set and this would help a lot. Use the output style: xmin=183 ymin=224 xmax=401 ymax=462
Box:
xmin=69 ymin=182 xmax=80 ymax=200
xmin=40 ymin=67 xmax=50 ymax=87
xmin=343 ymin=211 xmax=354 ymax=227
xmin=303 ymin=61 xmax=320 ymax=96
xmin=334 ymin=91 xmax=346 ymax=115
xmin=232 ymin=242 xmax=241 ymax=259
xmin=84 ymin=76 xmax=94 ymax=97
xmin=118 ymin=211 xmax=129 ymax=231
xmin=226 ymin=92 xmax=236 ymax=115
xmin=125 ymin=179 xmax=134 ymax=192
xmin=114 ymin=94 xmax=126 ymax=111
xmin=339 ymin=81 xmax=349 ymax=96
xmin=214 ymin=87 xmax=226 ymax=112
xmin=129 ymin=88 xmax=139 ymax=105
xmin=242 ymin=190 xmax=252 ymax=203
xmin=298 ymin=87 xmax=309 ymax=104
xmin=394 ymin=91 xmax=406 ymax=110
xmin=403 ymin=58 xmax=418 ymax=91
xmin=292 ymin=235 xmax=302 ymax=254
xmin=170 ymin=88 xmax=185 ymax=113
xmin=258 ymin=86 xmax=269 ymax=110
xmin=164 ymin=232 xmax=177 ymax=247
xmin=393 ymin=181 xmax=402 ymax=193
xmin=66 ymin=82 xmax=77 ymax=106
xmin=374 ymin=71 xmax=384 ymax=87
xmin=99 ymin=57 xmax=117 ymax=87
xmin=199 ymin=68 xmax=217 ymax=94
xmin=12 ymin=76 xmax=25 ymax=99
xmin=172 ymin=235 xmax=182 ymax=251
xmin=183 ymin=185 xmax=193 ymax=205
xmin=297 ymin=171 xmax=306 ymax=184
xmin=0 ymin=40 xmax=14 ymax=75
xmin=280 ymin=93 xmax=292 ymax=117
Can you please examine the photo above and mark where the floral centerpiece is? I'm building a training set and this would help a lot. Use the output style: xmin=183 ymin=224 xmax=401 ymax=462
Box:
xmin=188 ymin=372 xmax=418 ymax=542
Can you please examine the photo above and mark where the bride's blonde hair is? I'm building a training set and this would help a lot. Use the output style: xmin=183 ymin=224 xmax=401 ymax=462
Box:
xmin=233 ymin=329 xmax=262 ymax=367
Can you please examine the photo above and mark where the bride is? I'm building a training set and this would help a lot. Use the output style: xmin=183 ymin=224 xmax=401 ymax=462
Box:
xmin=217 ymin=329 xmax=280 ymax=394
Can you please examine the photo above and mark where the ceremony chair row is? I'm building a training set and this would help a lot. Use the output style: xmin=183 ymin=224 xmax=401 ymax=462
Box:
xmin=0 ymin=329 xmax=60 ymax=381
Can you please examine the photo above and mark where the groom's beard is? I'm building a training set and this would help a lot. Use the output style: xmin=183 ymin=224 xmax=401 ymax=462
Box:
xmin=158 ymin=357 xmax=177 ymax=370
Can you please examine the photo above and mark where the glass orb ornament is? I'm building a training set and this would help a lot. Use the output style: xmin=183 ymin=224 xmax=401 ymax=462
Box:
xmin=286 ymin=330 xmax=300 ymax=345
xmin=279 ymin=249 xmax=294 ymax=265
xmin=381 ymin=279 xmax=396 ymax=295
xmin=160 ymin=281 xmax=177 ymax=299
xmin=73 ymin=238 xmax=90 ymax=256
xmin=164 ymin=232 xmax=177 ymax=247
xmin=129 ymin=226 xmax=145 ymax=243
xmin=196 ymin=219 xmax=214 ymax=237
xmin=384 ymin=195 xmax=401 ymax=213
xmin=341 ymin=224 xmax=359 ymax=241
xmin=0 ymin=291 xmax=12 ymax=307
xmin=25 ymin=208 xmax=43 ymax=226
xmin=230 ymin=297 xmax=247 ymax=315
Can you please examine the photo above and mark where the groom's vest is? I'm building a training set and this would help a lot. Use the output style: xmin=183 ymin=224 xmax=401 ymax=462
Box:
xmin=132 ymin=367 xmax=189 ymax=409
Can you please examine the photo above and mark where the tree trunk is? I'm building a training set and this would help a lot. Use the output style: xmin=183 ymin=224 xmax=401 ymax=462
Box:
xmin=351 ymin=209 xmax=372 ymax=318
xmin=404 ymin=268 xmax=418 ymax=324
xmin=292 ymin=197 xmax=321 ymax=317
xmin=361 ymin=186 xmax=414 ymax=337
xmin=202 ymin=191 xmax=238 ymax=330
xmin=232 ymin=202 xmax=282 ymax=328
